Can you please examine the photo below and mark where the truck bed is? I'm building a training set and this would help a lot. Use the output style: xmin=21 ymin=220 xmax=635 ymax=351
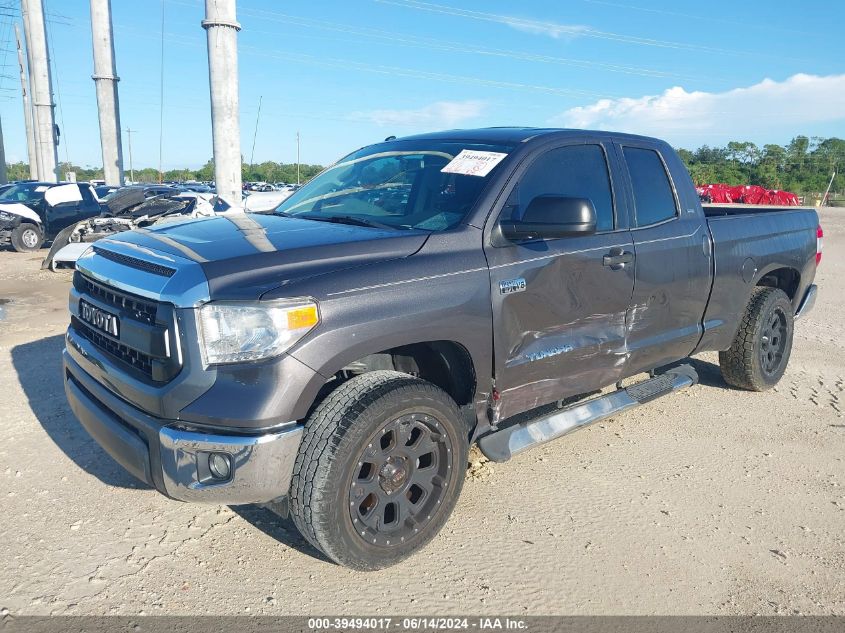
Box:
xmin=702 ymin=203 xmax=816 ymax=217
xmin=696 ymin=205 xmax=819 ymax=353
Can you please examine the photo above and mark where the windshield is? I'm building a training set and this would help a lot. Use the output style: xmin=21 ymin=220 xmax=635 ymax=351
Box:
xmin=0 ymin=183 xmax=49 ymax=205
xmin=275 ymin=141 xmax=513 ymax=231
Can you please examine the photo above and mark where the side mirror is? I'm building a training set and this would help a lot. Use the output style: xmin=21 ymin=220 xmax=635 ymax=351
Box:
xmin=500 ymin=195 xmax=597 ymax=241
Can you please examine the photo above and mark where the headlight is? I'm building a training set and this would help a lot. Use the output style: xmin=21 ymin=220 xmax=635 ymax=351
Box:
xmin=196 ymin=299 xmax=319 ymax=365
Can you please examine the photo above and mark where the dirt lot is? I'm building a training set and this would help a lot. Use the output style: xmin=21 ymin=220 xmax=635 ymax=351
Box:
xmin=1 ymin=210 xmax=843 ymax=616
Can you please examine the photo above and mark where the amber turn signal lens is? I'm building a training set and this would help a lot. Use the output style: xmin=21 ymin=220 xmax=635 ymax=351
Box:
xmin=287 ymin=305 xmax=319 ymax=330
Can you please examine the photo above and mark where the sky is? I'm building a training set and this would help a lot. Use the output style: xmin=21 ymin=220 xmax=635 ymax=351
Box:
xmin=0 ymin=0 xmax=843 ymax=170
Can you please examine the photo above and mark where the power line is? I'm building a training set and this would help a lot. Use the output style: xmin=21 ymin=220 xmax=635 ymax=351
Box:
xmin=232 ymin=4 xmax=701 ymax=82
xmin=45 ymin=0 xmax=69 ymax=165
xmin=241 ymin=43 xmax=615 ymax=99
xmin=0 ymin=3 xmax=14 ymax=94
xmin=375 ymin=0 xmax=811 ymax=62
xmin=580 ymin=0 xmax=815 ymax=38
xmin=112 ymin=21 xmax=626 ymax=101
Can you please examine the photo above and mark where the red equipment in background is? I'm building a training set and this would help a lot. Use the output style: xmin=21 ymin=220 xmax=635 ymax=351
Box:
xmin=697 ymin=183 xmax=799 ymax=206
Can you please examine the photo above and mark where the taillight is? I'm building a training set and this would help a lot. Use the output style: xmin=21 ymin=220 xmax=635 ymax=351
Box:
xmin=817 ymin=224 xmax=823 ymax=265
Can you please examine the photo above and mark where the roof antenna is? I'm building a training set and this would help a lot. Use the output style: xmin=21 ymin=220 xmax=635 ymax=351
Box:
xmin=384 ymin=135 xmax=396 ymax=141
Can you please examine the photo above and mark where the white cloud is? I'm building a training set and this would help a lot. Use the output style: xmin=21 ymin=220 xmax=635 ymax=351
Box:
xmin=351 ymin=100 xmax=486 ymax=128
xmin=499 ymin=17 xmax=590 ymax=39
xmin=550 ymin=74 xmax=845 ymax=144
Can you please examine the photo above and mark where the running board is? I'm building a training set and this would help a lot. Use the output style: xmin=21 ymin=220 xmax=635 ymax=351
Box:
xmin=478 ymin=364 xmax=699 ymax=462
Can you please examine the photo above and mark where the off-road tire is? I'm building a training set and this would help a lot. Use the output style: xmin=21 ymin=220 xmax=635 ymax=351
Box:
xmin=288 ymin=370 xmax=469 ymax=570
xmin=11 ymin=223 xmax=43 ymax=252
xmin=719 ymin=287 xmax=794 ymax=391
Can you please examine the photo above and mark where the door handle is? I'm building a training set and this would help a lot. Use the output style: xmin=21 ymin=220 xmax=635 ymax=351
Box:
xmin=602 ymin=248 xmax=635 ymax=269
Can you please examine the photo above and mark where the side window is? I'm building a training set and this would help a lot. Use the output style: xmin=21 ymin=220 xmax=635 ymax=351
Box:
xmin=80 ymin=186 xmax=96 ymax=205
xmin=622 ymin=147 xmax=678 ymax=227
xmin=516 ymin=145 xmax=615 ymax=232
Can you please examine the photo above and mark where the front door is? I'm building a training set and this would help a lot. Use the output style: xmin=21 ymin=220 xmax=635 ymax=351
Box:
xmin=485 ymin=141 xmax=635 ymax=421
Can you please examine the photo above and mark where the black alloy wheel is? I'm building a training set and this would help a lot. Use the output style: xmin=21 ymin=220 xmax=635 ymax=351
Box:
xmin=349 ymin=412 xmax=453 ymax=547
xmin=760 ymin=306 xmax=788 ymax=377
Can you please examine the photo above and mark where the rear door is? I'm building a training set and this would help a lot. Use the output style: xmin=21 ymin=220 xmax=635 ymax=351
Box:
xmin=42 ymin=184 xmax=82 ymax=235
xmin=46 ymin=185 xmax=103 ymax=236
xmin=78 ymin=185 xmax=102 ymax=219
xmin=614 ymin=141 xmax=711 ymax=375
xmin=485 ymin=140 xmax=636 ymax=420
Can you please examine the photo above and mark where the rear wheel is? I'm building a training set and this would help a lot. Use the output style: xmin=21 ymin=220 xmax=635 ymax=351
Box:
xmin=719 ymin=287 xmax=794 ymax=391
xmin=289 ymin=371 xmax=469 ymax=570
xmin=11 ymin=223 xmax=43 ymax=252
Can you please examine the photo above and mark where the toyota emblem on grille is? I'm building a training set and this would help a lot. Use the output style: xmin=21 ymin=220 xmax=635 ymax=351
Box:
xmin=79 ymin=300 xmax=120 ymax=338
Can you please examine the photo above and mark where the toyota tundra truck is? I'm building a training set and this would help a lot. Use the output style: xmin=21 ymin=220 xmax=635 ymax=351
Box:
xmin=63 ymin=128 xmax=821 ymax=570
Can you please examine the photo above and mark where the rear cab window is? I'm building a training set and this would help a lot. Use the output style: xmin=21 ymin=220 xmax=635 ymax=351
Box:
xmin=622 ymin=146 xmax=678 ymax=227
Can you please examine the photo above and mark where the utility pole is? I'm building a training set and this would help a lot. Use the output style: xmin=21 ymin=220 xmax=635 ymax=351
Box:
xmin=202 ymin=0 xmax=242 ymax=206
xmin=125 ymin=127 xmax=135 ymax=183
xmin=90 ymin=0 xmax=124 ymax=186
xmin=21 ymin=0 xmax=59 ymax=182
xmin=822 ymin=171 xmax=836 ymax=207
xmin=19 ymin=8 xmax=41 ymax=180
xmin=249 ymin=94 xmax=261 ymax=166
xmin=14 ymin=25 xmax=37 ymax=179
xmin=0 ymin=119 xmax=7 ymax=185
xmin=296 ymin=131 xmax=300 ymax=185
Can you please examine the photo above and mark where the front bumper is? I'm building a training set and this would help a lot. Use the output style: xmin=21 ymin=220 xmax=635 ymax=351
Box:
xmin=64 ymin=349 xmax=303 ymax=504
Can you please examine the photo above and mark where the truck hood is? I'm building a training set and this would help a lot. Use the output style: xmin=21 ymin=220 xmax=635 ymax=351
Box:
xmin=103 ymin=213 xmax=429 ymax=299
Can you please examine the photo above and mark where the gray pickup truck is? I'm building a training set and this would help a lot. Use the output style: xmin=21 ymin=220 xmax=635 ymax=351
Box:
xmin=63 ymin=128 xmax=821 ymax=570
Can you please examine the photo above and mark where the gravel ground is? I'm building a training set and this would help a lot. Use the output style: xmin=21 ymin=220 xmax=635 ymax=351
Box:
xmin=0 ymin=210 xmax=843 ymax=615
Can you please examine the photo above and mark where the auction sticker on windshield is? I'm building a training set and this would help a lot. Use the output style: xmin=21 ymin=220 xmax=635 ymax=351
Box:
xmin=441 ymin=150 xmax=508 ymax=177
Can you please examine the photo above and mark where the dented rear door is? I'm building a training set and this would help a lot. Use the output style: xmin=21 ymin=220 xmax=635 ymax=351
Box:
xmin=484 ymin=140 xmax=635 ymax=421
xmin=612 ymin=140 xmax=711 ymax=376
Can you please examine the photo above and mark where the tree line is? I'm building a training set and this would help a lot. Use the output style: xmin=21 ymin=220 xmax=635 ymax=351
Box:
xmin=4 ymin=158 xmax=324 ymax=185
xmin=5 ymin=135 xmax=843 ymax=196
xmin=677 ymin=136 xmax=843 ymax=196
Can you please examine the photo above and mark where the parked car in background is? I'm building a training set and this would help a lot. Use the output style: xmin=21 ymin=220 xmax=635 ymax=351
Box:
xmin=0 ymin=181 xmax=102 ymax=252
xmin=41 ymin=186 xmax=231 ymax=270
xmin=94 ymin=185 xmax=119 ymax=201
xmin=245 ymin=181 xmax=274 ymax=192
xmin=179 ymin=182 xmax=215 ymax=194
xmin=243 ymin=188 xmax=295 ymax=212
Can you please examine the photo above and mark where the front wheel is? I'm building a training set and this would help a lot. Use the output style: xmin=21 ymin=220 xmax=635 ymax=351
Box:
xmin=11 ymin=223 xmax=43 ymax=252
xmin=719 ymin=287 xmax=794 ymax=391
xmin=289 ymin=371 xmax=469 ymax=570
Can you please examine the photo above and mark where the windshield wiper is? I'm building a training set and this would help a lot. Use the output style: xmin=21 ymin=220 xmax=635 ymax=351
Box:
xmin=298 ymin=214 xmax=397 ymax=230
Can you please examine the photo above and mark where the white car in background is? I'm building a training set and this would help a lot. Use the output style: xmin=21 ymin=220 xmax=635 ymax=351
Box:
xmin=41 ymin=188 xmax=239 ymax=271
xmin=243 ymin=188 xmax=295 ymax=212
